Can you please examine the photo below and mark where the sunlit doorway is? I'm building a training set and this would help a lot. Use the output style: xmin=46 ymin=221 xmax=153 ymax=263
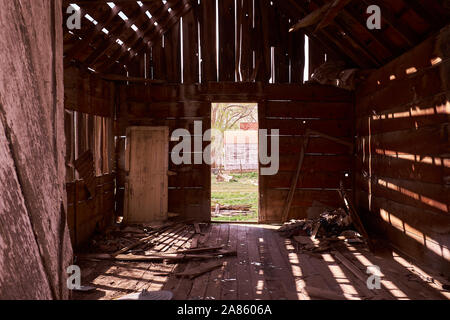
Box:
xmin=210 ymin=102 xmax=259 ymax=222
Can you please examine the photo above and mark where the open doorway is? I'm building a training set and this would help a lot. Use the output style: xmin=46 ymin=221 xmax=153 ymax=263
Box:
xmin=210 ymin=102 xmax=259 ymax=222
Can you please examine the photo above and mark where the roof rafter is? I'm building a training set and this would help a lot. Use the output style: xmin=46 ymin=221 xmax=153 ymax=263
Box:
xmin=102 ymin=0 xmax=192 ymax=73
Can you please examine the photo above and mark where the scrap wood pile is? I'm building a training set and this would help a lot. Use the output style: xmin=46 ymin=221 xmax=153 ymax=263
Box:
xmin=278 ymin=208 xmax=365 ymax=255
xmin=77 ymin=222 xmax=236 ymax=278
xmin=211 ymin=203 xmax=253 ymax=218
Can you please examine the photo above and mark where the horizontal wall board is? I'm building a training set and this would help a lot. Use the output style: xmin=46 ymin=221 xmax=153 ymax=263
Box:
xmin=272 ymin=154 xmax=352 ymax=172
xmin=276 ymin=136 xmax=353 ymax=155
xmin=264 ymin=84 xmax=353 ymax=101
xmin=262 ymin=171 xmax=352 ymax=189
xmin=356 ymin=190 xmax=450 ymax=235
xmin=266 ymin=101 xmax=352 ymax=119
xmin=64 ymin=67 xmax=113 ymax=116
xmin=356 ymin=67 xmax=443 ymax=117
xmin=356 ymin=175 xmax=449 ymax=215
xmin=265 ymin=118 xmax=352 ymax=137
xmin=356 ymin=124 xmax=450 ymax=157
xmin=123 ymin=101 xmax=210 ymax=118
xmin=356 ymin=154 xmax=450 ymax=185
xmin=263 ymin=189 xmax=344 ymax=221
xmin=356 ymin=109 xmax=449 ymax=136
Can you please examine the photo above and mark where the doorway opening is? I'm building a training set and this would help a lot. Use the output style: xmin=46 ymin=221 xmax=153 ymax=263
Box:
xmin=210 ymin=102 xmax=259 ymax=222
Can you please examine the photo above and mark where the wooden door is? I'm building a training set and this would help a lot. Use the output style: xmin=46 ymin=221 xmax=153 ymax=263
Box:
xmin=124 ymin=127 xmax=169 ymax=223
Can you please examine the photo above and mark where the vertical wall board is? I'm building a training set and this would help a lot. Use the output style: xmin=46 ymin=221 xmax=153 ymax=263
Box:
xmin=254 ymin=0 xmax=271 ymax=82
xmin=289 ymin=31 xmax=305 ymax=83
xmin=66 ymin=182 xmax=76 ymax=247
xmin=87 ymin=114 xmax=95 ymax=154
xmin=309 ymin=38 xmax=327 ymax=78
xmin=182 ymin=7 xmax=200 ymax=84
xmin=0 ymin=0 xmax=72 ymax=299
xmin=127 ymin=55 xmax=145 ymax=78
xmin=152 ymin=38 xmax=166 ymax=81
xmin=200 ymin=0 xmax=217 ymax=82
xmin=64 ymin=110 xmax=75 ymax=182
xmin=275 ymin=14 xmax=290 ymax=83
xmin=77 ymin=112 xmax=87 ymax=155
xmin=258 ymin=101 xmax=268 ymax=223
xmin=238 ymin=0 xmax=254 ymax=81
xmin=164 ymin=21 xmax=181 ymax=83
xmin=218 ymin=0 xmax=236 ymax=81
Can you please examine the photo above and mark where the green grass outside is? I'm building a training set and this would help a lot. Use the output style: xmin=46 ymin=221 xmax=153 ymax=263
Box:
xmin=211 ymin=172 xmax=258 ymax=222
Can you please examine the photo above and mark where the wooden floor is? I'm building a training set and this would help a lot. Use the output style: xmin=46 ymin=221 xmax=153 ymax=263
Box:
xmin=73 ymin=224 xmax=450 ymax=300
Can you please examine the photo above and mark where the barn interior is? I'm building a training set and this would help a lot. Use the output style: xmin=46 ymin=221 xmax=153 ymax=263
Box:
xmin=0 ymin=0 xmax=449 ymax=300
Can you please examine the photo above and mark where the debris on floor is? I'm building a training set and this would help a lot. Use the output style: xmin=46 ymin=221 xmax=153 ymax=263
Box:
xmin=277 ymin=207 xmax=365 ymax=255
xmin=77 ymin=222 xmax=236 ymax=265
xmin=72 ymin=224 xmax=450 ymax=301
xmin=174 ymin=261 xmax=224 ymax=279
xmin=278 ymin=208 xmax=354 ymax=238
xmin=116 ymin=290 xmax=174 ymax=300
xmin=211 ymin=204 xmax=253 ymax=218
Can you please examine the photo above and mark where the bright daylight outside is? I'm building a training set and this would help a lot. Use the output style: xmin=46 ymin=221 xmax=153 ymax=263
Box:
xmin=210 ymin=103 xmax=259 ymax=222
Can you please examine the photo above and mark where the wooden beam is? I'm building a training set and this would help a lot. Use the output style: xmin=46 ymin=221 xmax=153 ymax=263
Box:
xmin=105 ymin=1 xmax=192 ymax=73
xmin=81 ymin=5 xmax=143 ymax=67
xmin=342 ymin=4 xmax=398 ymax=58
xmin=280 ymin=0 xmax=363 ymax=67
xmin=315 ymin=0 xmax=354 ymax=31
xmin=99 ymin=74 xmax=166 ymax=83
xmin=365 ymin=0 xmax=419 ymax=47
xmin=405 ymin=0 xmax=445 ymax=29
xmin=289 ymin=1 xmax=332 ymax=32
xmin=310 ymin=0 xmax=381 ymax=67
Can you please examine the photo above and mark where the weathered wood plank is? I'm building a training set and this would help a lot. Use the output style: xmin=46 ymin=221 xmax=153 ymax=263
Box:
xmin=0 ymin=0 xmax=72 ymax=299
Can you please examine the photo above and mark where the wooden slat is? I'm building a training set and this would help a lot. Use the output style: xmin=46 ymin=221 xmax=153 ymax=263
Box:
xmin=182 ymin=6 xmax=199 ymax=83
xmin=218 ymin=0 xmax=236 ymax=81
xmin=199 ymin=0 xmax=217 ymax=82
xmin=164 ymin=21 xmax=181 ymax=83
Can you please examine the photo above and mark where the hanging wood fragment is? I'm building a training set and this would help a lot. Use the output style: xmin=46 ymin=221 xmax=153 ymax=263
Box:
xmin=74 ymin=150 xmax=96 ymax=196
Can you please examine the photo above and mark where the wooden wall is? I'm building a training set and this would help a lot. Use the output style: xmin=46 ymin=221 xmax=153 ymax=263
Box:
xmin=64 ymin=67 xmax=115 ymax=249
xmin=0 ymin=0 xmax=72 ymax=299
xmin=260 ymin=85 xmax=354 ymax=222
xmin=117 ymin=82 xmax=353 ymax=223
xmin=67 ymin=175 xmax=115 ymax=248
xmin=354 ymin=34 xmax=450 ymax=275
xmin=64 ymin=67 xmax=114 ymax=117
xmin=124 ymin=0 xmax=306 ymax=84
xmin=116 ymin=84 xmax=211 ymax=222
